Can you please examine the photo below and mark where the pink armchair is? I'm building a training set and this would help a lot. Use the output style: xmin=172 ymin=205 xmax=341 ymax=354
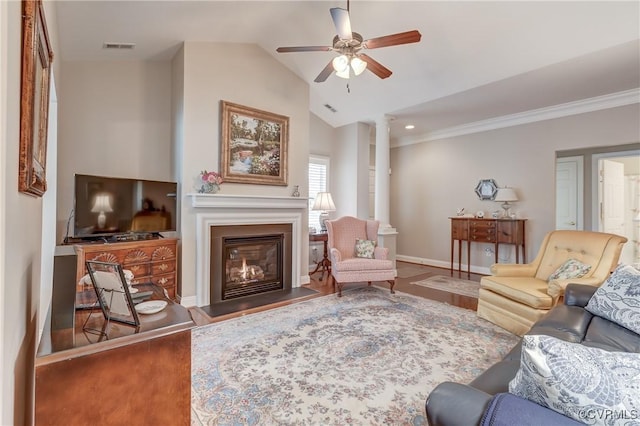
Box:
xmin=326 ymin=216 xmax=395 ymax=297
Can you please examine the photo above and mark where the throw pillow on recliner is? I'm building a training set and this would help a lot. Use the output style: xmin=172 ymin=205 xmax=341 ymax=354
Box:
xmin=585 ymin=264 xmax=640 ymax=335
xmin=547 ymin=258 xmax=591 ymax=282
xmin=509 ymin=335 xmax=640 ymax=426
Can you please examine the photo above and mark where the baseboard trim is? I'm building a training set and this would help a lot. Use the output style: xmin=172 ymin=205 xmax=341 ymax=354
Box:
xmin=396 ymin=254 xmax=491 ymax=275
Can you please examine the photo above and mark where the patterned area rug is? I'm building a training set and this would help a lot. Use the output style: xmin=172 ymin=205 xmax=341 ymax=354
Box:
xmin=410 ymin=275 xmax=481 ymax=298
xmin=191 ymin=287 xmax=517 ymax=425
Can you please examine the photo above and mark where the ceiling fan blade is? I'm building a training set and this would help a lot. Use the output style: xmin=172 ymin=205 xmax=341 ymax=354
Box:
xmin=359 ymin=54 xmax=392 ymax=79
xmin=276 ymin=46 xmax=332 ymax=53
xmin=314 ymin=60 xmax=335 ymax=83
xmin=363 ymin=30 xmax=422 ymax=49
xmin=330 ymin=7 xmax=352 ymax=40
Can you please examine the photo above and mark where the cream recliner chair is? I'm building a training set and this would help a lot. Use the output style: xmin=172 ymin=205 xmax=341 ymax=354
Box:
xmin=477 ymin=230 xmax=627 ymax=336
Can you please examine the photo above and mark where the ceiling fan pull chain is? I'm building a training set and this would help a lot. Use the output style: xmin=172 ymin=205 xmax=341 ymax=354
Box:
xmin=347 ymin=82 xmax=350 ymax=93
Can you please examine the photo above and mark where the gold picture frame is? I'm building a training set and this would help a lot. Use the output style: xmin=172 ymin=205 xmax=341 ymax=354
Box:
xmin=221 ymin=101 xmax=289 ymax=186
xmin=19 ymin=0 xmax=54 ymax=197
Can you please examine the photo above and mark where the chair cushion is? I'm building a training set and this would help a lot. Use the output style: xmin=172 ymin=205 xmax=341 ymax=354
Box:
xmin=547 ymin=258 xmax=591 ymax=282
xmin=354 ymin=239 xmax=376 ymax=259
xmin=509 ymin=335 xmax=640 ymax=426
xmin=585 ymin=264 xmax=640 ymax=335
xmin=481 ymin=276 xmax=554 ymax=309
xmin=332 ymin=257 xmax=393 ymax=272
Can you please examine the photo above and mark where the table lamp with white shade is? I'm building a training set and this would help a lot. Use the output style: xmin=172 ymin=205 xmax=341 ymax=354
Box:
xmin=312 ymin=192 xmax=336 ymax=232
xmin=91 ymin=194 xmax=113 ymax=228
xmin=494 ymin=187 xmax=518 ymax=218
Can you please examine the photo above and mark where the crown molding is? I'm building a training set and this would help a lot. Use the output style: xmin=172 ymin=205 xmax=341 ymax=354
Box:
xmin=393 ymin=88 xmax=640 ymax=148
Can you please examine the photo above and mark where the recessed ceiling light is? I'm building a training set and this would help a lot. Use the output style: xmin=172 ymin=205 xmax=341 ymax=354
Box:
xmin=404 ymin=124 xmax=415 ymax=130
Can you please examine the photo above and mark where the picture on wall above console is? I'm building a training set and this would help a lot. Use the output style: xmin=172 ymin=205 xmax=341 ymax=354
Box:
xmin=220 ymin=100 xmax=289 ymax=186
xmin=474 ymin=179 xmax=498 ymax=200
xmin=18 ymin=0 xmax=54 ymax=197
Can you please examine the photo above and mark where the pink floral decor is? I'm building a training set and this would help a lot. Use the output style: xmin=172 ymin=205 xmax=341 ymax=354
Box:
xmin=197 ymin=170 xmax=223 ymax=194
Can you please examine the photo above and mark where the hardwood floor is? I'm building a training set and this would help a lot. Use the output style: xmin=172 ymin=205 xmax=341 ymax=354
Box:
xmin=189 ymin=261 xmax=485 ymax=326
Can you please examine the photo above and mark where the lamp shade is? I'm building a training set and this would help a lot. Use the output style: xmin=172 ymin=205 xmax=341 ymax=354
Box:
xmin=91 ymin=194 xmax=113 ymax=213
xmin=350 ymin=57 xmax=367 ymax=75
xmin=312 ymin=192 xmax=336 ymax=212
xmin=494 ymin=188 xmax=518 ymax=202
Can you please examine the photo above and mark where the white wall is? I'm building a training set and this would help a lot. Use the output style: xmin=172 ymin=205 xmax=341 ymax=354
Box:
xmin=57 ymin=61 xmax=173 ymax=242
xmin=309 ymin=112 xmax=335 ymax=159
xmin=1 ymin=1 xmax=60 ymax=423
xmin=391 ymin=104 xmax=640 ymax=272
xmin=176 ymin=41 xmax=310 ymax=304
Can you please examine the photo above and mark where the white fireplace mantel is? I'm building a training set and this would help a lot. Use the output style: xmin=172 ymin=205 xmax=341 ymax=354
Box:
xmin=188 ymin=193 xmax=308 ymax=307
xmin=188 ymin=193 xmax=309 ymax=210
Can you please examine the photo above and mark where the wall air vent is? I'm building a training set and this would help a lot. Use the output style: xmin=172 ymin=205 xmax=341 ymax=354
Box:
xmin=323 ymin=104 xmax=337 ymax=113
xmin=102 ymin=42 xmax=136 ymax=50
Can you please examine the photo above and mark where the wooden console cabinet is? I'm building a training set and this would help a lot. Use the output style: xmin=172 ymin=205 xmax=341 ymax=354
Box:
xmin=36 ymin=284 xmax=194 ymax=425
xmin=75 ymin=238 xmax=178 ymax=300
xmin=450 ymin=217 xmax=527 ymax=278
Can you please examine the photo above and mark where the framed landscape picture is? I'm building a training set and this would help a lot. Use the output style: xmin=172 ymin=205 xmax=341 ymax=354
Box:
xmin=19 ymin=0 xmax=54 ymax=197
xmin=221 ymin=101 xmax=289 ymax=186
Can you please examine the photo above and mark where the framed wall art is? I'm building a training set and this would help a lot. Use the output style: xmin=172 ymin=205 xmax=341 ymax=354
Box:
xmin=19 ymin=0 xmax=54 ymax=197
xmin=221 ymin=101 xmax=289 ymax=186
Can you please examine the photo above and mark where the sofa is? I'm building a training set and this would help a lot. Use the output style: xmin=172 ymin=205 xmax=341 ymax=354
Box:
xmin=478 ymin=230 xmax=627 ymax=336
xmin=426 ymin=280 xmax=640 ymax=426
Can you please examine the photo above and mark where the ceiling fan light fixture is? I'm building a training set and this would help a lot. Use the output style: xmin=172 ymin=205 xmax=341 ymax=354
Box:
xmin=335 ymin=67 xmax=351 ymax=79
xmin=350 ymin=56 xmax=367 ymax=75
xmin=332 ymin=55 xmax=349 ymax=73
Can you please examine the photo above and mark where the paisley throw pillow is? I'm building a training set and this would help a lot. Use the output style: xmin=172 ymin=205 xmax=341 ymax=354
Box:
xmin=509 ymin=335 xmax=640 ymax=426
xmin=585 ymin=264 xmax=640 ymax=334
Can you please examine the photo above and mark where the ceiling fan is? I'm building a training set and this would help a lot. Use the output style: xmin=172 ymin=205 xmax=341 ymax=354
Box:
xmin=276 ymin=1 xmax=421 ymax=83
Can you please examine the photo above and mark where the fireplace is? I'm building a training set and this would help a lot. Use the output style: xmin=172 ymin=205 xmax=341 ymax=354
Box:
xmin=210 ymin=224 xmax=292 ymax=304
xmin=190 ymin=193 xmax=308 ymax=308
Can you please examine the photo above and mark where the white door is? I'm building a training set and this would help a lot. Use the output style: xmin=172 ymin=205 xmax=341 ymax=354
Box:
xmin=556 ymin=158 xmax=581 ymax=230
xmin=600 ymin=159 xmax=625 ymax=237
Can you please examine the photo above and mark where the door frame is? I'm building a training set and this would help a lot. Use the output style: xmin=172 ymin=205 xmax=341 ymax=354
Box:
xmin=591 ymin=150 xmax=640 ymax=231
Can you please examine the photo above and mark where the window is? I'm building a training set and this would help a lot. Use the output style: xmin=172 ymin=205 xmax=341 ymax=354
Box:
xmin=308 ymin=155 xmax=330 ymax=231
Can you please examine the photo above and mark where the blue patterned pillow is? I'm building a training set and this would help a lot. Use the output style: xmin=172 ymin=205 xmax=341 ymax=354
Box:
xmin=509 ymin=335 xmax=640 ymax=425
xmin=585 ymin=264 xmax=640 ymax=335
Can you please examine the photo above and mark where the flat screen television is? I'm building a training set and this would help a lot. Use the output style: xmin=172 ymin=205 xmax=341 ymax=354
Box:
xmin=73 ymin=174 xmax=178 ymax=239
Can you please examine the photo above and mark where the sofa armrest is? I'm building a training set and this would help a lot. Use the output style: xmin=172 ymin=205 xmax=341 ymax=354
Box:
xmin=547 ymin=277 xmax=601 ymax=299
xmin=490 ymin=263 xmax=537 ymax=277
xmin=426 ymin=382 xmax=492 ymax=426
xmin=564 ymin=284 xmax=598 ymax=307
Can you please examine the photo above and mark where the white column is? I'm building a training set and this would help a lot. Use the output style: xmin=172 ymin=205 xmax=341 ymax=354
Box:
xmin=375 ymin=116 xmax=391 ymax=226
xmin=374 ymin=116 xmax=398 ymax=275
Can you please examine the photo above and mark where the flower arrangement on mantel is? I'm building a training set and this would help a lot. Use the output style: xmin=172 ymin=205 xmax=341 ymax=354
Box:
xmin=196 ymin=170 xmax=223 ymax=194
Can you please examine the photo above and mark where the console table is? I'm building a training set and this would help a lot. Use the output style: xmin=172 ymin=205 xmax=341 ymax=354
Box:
xmin=74 ymin=238 xmax=178 ymax=307
xmin=450 ymin=217 xmax=527 ymax=278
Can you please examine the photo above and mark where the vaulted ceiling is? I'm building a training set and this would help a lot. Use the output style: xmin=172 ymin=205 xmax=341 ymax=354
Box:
xmin=53 ymin=1 xmax=640 ymax=141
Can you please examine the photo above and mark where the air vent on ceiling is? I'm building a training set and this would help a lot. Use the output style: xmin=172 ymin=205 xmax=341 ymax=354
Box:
xmin=102 ymin=42 xmax=136 ymax=50
xmin=324 ymin=104 xmax=337 ymax=113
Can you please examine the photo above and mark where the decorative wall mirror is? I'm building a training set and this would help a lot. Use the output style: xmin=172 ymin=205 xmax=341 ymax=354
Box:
xmin=19 ymin=0 xmax=54 ymax=197
xmin=474 ymin=179 xmax=498 ymax=200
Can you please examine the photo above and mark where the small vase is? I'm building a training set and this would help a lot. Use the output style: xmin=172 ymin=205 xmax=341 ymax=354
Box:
xmin=292 ymin=185 xmax=300 ymax=197
xmin=199 ymin=183 xmax=220 ymax=194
